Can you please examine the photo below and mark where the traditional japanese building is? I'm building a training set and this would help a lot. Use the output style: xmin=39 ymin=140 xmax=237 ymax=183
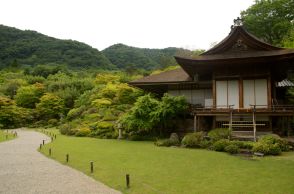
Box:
xmin=130 ymin=19 xmax=294 ymax=140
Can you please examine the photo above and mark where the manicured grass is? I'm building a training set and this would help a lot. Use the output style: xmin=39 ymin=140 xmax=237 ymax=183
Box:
xmin=0 ymin=130 xmax=16 ymax=142
xmin=40 ymin=130 xmax=294 ymax=194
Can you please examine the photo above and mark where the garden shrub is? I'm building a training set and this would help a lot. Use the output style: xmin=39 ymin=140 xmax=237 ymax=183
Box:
xmin=252 ymin=142 xmax=270 ymax=154
xmin=92 ymin=98 xmax=112 ymax=108
xmin=87 ymin=121 xmax=116 ymax=139
xmin=89 ymin=128 xmax=117 ymax=139
xmin=208 ymin=128 xmax=231 ymax=141
xmin=181 ymin=132 xmax=205 ymax=148
xmin=97 ymin=121 xmax=114 ymax=129
xmin=259 ymin=134 xmax=290 ymax=151
xmin=211 ymin=139 xmax=230 ymax=152
xmin=47 ymin=119 xmax=58 ymax=127
xmin=268 ymin=143 xmax=282 ymax=155
xmin=59 ymin=123 xmax=77 ymax=135
xmin=199 ymin=139 xmax=212 ymax=148
xmin=75 ymin=128 xmax=91 ymax=137
xmin=225 ymin=144 xmax=239 ymax=154
xmin=102 ymin=110 xmax=117 ymax=121
xmin=230 ymin=140 xmax=254 ymax=149
xmin=252 ymin=142 xmax=282 ymax=155
xmin=83 ymin=113 xmax=102 ymax=121
xmin=67 ymin=106 xmax=86 ymax=120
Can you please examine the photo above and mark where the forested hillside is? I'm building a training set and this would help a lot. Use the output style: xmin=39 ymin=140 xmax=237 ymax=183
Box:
xmin=0 ymin=25 xmax=195 ymax=72
xmin=102 ymin=43 xmax=193 ymax=70
xmin=0 ymin=25 xmax=114 ymax=69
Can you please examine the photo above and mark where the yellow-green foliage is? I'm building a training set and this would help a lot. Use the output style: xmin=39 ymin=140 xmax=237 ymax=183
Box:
xmin=0 ymin=96 xmax=14 ymax=107
xmin=97 ymin=121 xmax=114 ymax=129
xmin=75 ymin=127 xmax=91 ymax=137
xmin=95 ymin=73 xmax=120 ymax=85
xmin=150 ymin=65 xmax=180 ymax=75
xmin=92 ymin=98 xmax=112 ymax=108
xmin=36 ymin=93 xmax=65 ymax=120
xmin=98 ymin=83 xmax=141 ymax=104
xmin=67 ymin=106 xmax=86 ymax=120
xmin=83 ymin=113 xmax=102 ymax=121
xmin=15 ymin=83 xmax=45 ymax=108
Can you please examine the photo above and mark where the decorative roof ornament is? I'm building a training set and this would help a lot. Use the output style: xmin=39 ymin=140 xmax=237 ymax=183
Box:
xmin=233 ymin=17 xmax=243 ymax=26
xmin=231 ymin=17 xmax=243 ymax=30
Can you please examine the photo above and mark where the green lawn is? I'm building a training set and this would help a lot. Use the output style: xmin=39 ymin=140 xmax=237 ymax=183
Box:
xmin=40 ymin=130 xmax=294 ymax=194
xmin=0 ymin=130 xmax=16 ymax=142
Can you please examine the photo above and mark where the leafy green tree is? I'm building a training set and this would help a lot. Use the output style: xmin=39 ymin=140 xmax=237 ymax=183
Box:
xmin=241 ymin=0 xmax=294 ymax=46
xmin=15 ymin=83 xmax=44 ymax=108
xmin=120 ymin=94 xmax=188 ymax=136
xmin=151 ymin=94 xmax=188 ymax=131
xmin=120 ymin=94 xmax=159 ymax=132
xmin=0 ymin=79 xmax=27 ymax=98
xmin=36 ymin=93 xmax=65 ymax=120
xmin=0 ymin=96 xmax=33 ymax=128
xmin=282 ymin=29 xmax=294 ymax=48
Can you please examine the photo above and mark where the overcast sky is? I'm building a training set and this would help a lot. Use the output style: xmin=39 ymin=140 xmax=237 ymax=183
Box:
xmin=0 ymin=0 xmax=254 ymax=51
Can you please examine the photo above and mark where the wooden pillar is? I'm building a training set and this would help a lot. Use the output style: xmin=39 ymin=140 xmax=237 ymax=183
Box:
xmin=267 ymin=75 xmax=272 ymax=107
xmin=239 ymin=78 xmax=243 ymax=108
xmin=269 ymin=116 xmax=273 ymax=132
xmin=253 ymin=108 xmax=256 ymax=142
xmin=212 ymin=76 xmax=216 ymax=108
xmin=287 ymin=116 xmax=291 ymax=137
xmin=193 ymin=114 xmax=197 ymax=132
xmin=229 ymin=110 xmax=233 ymax=131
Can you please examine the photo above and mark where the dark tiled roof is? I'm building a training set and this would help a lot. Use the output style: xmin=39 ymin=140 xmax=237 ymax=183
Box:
xmin=129 ymin=68 xmax=192 ymax=84
xmin=176 ymin=49 xmax=294 ymax=62
xmin=202 ymin=26 xmax=282 ymax=55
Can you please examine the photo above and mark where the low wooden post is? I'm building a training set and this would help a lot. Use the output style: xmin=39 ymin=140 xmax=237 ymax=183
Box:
xmin=126 ymin=174 xmax=130 ymax=188
xmin=90 ymin=161 xmax=94 ymax=173
xmin=51 ymin=137 xmax=53 ymax=142
xmin=43 ymin=140 xmax=45 ymax=145
xmin=66 ymin=154 xmax=69 ymax=163
xmin=54 ymin=134 xmax=57 ymax=139
xmin=40 ymin=144 xmax=42 ymax=150
xmin=49 ymin=148 xmax=52 ymax=156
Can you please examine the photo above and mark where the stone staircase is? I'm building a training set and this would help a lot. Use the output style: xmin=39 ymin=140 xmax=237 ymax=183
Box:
xmin=231 ymin=131 xmax=272 ymax=141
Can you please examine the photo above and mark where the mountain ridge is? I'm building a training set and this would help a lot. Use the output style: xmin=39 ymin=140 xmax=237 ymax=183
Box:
xmin=0 ymin=25 xmax=194 ymax=71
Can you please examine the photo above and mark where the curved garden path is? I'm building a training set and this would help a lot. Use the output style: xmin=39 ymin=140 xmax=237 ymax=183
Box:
xmin=0 ymin=129 xmax=121 ymax=194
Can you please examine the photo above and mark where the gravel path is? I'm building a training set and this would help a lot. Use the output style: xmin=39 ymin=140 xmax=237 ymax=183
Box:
xmin=0 ymin=129 xmax=121 ymax=194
